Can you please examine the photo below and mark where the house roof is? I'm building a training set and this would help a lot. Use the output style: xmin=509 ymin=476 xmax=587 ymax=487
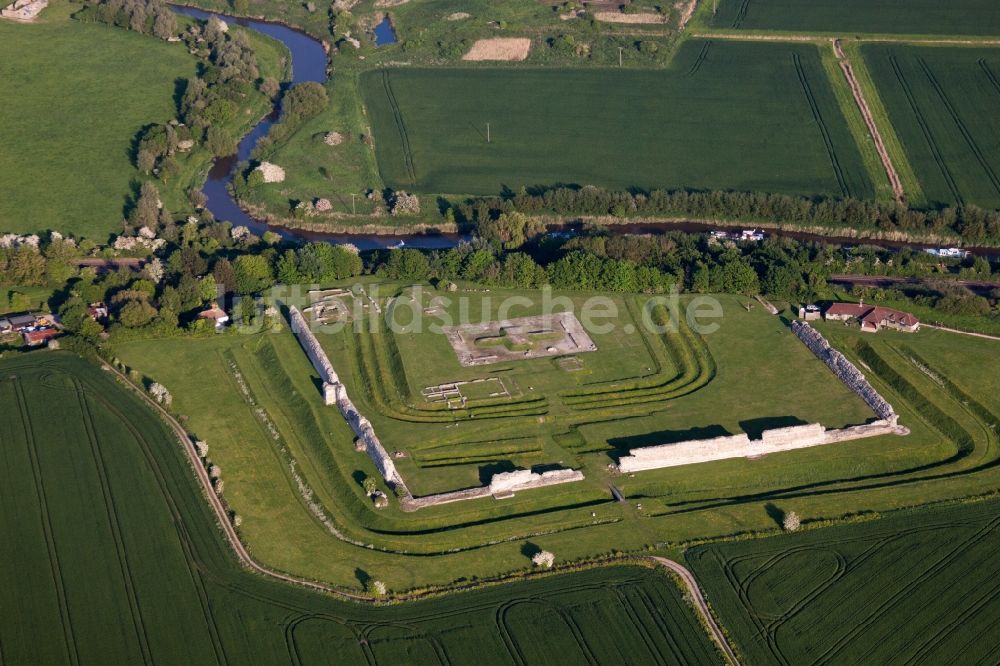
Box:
xmin=23 ymin=328 xmax=59 ymax=343
xmin=825 ymin=302 xmax=918 ymax=327
xmin=198 ymin=304 xmax=228 ymax=320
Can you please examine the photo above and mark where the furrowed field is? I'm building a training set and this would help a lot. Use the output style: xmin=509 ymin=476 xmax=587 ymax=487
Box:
xmin=706 ymin=0 xmax=1000 ymax=36
xmin=361 ymin=39 xmax=874 ymax=200
xmin=0 ymin=352 xmax=720 ymax=664
xmin=0 ymin=3 xmax=196 ymax=240
xmin=861 ymin=45 xmax=1000 ymax=210
xmin=688 ymin=499 xmax=1000 ymax=664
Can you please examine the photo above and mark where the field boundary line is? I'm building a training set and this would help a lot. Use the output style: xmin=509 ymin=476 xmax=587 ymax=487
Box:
xmin=833 ymin=40 xmax=906 ymax=204
xmin=692 ymin=32 xmax=1000 ymax=46
xmin=651 ymin=557 xmax=740 ymax=665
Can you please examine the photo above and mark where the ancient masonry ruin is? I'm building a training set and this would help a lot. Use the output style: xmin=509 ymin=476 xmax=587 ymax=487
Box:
xmin=288 ymin=306 xmax=584 ymax=510
xmin=290 ymin=307 xmax=404 ymax=488
xmin=1 ymin=0 xmax=47 ymax=20
xmin=791 ymin=320 xmax=897 ymax=424
xmin=617 ymin=322 xmax=905 ymax=473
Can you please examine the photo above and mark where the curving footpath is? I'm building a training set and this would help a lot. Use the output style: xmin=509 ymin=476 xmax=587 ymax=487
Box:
xmin=651 ymin=556 xmax=741 ymax=665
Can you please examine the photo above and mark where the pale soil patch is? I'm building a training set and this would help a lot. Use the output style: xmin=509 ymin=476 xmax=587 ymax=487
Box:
xmin=445 ymin=11 xmax=470 ymax=21
xmin=675 ymin=0 xmax=698 ymax=29
xmin=560 ymin=9 xmax=584 ymax=20
xmin=462 ymin=37 xmax=532 ymax=62
xmin=593 ymin=10 xmax=665 ymax=24
xmin=374 ymin=0 xmax=408 ymax=6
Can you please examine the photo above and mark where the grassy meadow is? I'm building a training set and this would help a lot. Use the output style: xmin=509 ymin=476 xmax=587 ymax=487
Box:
xmin=0 ymin=352 xmax=719 ymax=664
xmin=706 ymin=0 xmax=1000 ymax=36
xmin=0 ymin=2 xmax=197 ymax=240
xmin=861 ymin=45 xmax=1000 ymax=210
xmin=110 ymin=281 xmax=1000 ymax=591
xmin=688 ymin=498 xmax=1000 ymax=664
xmin=361 ymin=39 xmax=874 ymax=200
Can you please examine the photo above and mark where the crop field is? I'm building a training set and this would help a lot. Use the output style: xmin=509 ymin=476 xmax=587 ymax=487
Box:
xmin=361 ymin=39 xmax=874 ymax=200
xmin=0 ymin=2 xmax=197 ymax=240
xmin=705 ymin=0 xmax=1000 ymax=36
xmin=688 ymin=498 xmax=1000 ymax=664
xmin=0 ymin=352 xmax=720 ymax=664
xmin=861 ymin=45 xmax=1000 ymax=209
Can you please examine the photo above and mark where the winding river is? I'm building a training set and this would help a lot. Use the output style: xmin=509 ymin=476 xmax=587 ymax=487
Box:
xmin=171 ymin=6 xmax=998 ymax=257
xmin=172 ymin=5 xmax=462 ymax=249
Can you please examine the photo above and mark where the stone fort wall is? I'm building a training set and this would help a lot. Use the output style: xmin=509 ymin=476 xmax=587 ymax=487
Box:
xmin=289 ymin=306 xmax=585 ymax=510
xmin=791 ymin=321 xmax=897 ymax=424
xmin=290 ymin=306 xmax=404 ymax=488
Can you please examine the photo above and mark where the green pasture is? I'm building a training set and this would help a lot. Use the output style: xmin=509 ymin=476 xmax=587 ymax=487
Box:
xmin=688 ymin=498 xmax=1000 ymax=664
xmin=0 ymin=2 xmax=197 ymax=240
xmin=706 ymin=0 xmax=1000 ymax=37
xmin=361 ymin=39 xmax=874 ymax=200
xmin=0 ymin=352 xmax=719 ymax=664
xmin=113 ymin=280 xmax=1000 ymax=592
xmin=861 ymin=45 xmax=1000 ymax=209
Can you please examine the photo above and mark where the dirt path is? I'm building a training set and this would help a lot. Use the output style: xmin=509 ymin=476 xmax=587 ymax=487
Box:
xmin=651 ymin=557 xmax=741 ymax=665
xmin=832 ymin=39 xmax=906 ymax=205
xmin=922 ymin=324 xmax=1000 ymax=341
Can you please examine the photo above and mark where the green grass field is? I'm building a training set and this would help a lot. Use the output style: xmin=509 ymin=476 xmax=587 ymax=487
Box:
xmin=361 ymin=39 xmax=874 ymax=200
xmin=706 ymin=0 xmax=1000 ymax=36
xmin=0 ymin=352 xmax=719 ymax=664
xmin=111 ymin=281 xmax=1000 ymax=592
xmin=688 ymin=498 xmax=1000 ymax=664
xmin=861 ymin=45 xmax=1000 ymax=210
xmin=0 ymin=2 xmax=197 ymax=240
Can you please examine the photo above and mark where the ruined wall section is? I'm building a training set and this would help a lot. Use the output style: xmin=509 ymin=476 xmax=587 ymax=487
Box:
xmin=792 ymin=321 xmax=897 ymax=424
xmin=289 ymin=306 xmax=404 ymax=489
xmin=618 ymin=421 xmax=898 ymax=473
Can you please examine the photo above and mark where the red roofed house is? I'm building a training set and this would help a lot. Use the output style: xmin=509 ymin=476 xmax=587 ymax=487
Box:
xmin=824 ymin=301 xmax=919 ymax=333
xmin=197 ymin=302 xmax=230 ymax=329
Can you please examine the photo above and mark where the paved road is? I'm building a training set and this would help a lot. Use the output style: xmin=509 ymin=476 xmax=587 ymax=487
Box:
xmin=651 ymin=556 xmax=741 ymax=665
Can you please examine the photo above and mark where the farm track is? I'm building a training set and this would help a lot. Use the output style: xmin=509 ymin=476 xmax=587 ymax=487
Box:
xmin=651 ymin=557 xmax=740 ymax=665
xmin=980 ymin=58 xmax=1000 ymax=97
xmin=12 ymin=378 xmax=80 ymax=666
xmin=917 ymin=57 xmax=1000 ymax=196
xmin=832 ymin=40 xmax=906 ymax=204
xmin=74 ymin=381 xmax=154 ymax=666
xmin=888 ymin=55 xmax=964 ymax=204
xmin=380 ymin=70 xmax=417 ymax=186
xmin=793 ymin=52 xmax=851 ymax=198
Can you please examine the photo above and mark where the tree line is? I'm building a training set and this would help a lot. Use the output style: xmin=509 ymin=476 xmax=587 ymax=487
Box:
xmin=449 ymin=186 xmax=1000 ymax=246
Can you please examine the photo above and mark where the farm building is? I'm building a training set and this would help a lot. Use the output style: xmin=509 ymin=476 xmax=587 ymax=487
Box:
xmin=799 ymin=304 xmax=822 ymax=321
xmin=824 ymin=302 xmax=919 ymax=333
xmin=22 ymin=327 xmax=58 ymax=346
xmin=7 ymin=313 xmax=38 ymax=331
xmin=197 ymin=303 xmax=229 ymax=329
